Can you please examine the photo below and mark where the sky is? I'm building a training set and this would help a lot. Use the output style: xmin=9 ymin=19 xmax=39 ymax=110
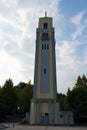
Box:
xmin=0 ymin=0 xmax=87 ymax=93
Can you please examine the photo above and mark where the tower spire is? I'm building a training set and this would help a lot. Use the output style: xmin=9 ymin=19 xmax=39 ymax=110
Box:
xmin=45 ymin=11 xmax=47 ymax=17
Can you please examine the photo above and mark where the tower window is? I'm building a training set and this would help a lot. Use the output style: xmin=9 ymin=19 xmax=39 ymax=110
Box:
xmin=42 ymin=33 xmax=49 ymax=40
xmin=47 ymin=44 xmax=49 ymax=50
xmin=42 ymin=44 xmax=43 ymax=50
xmin=44 ymin=68 xmax=46 ymax=74
xmin=43 ymin=23 xmax=48 ymax=29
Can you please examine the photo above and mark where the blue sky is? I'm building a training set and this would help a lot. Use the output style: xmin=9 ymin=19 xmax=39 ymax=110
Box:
xmin=0 ymin=0 xmax=87 ymax=93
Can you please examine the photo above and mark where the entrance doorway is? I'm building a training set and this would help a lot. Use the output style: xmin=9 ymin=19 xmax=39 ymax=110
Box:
xmin=40 ymin=113 xmax=49 ymax=125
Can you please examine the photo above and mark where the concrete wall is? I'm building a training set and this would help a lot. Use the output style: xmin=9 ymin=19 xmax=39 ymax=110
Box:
xmin=30 ymin=100 xmax=74 ymax=125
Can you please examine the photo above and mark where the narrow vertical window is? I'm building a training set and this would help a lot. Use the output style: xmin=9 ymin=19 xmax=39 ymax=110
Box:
xmin=44 ymin=68 xmax=46 ymax=74
xmin=47 ymin=44 xmax=49 ymax=50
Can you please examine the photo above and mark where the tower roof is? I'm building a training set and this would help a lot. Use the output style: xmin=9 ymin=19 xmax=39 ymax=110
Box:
xmin=38 ymin=14 xmax=53 ymax=28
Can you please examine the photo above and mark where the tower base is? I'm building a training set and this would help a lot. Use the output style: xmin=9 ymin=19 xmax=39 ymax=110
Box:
xmin=30 ymin=99 xmax=74 ymax=125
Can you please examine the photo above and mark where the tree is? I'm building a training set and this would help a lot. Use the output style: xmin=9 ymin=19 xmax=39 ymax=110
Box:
xmin=0 ymin=86 xmax=1 ymax=90
xmin=82 ymin=74 xmax=87 ymax=85
xmin=18 ymin=82 xmax=33 ymax=114
xmin=67 ymin=87 xmax=87 ymax=115
xmin=0 ymin=86 xmax=1 ymax=94
xmin=57 ymin=93 xmax=68 ymax=109
xmin=75 ymin=75 xmax=87 ymax=87
xmin=75 ymin=75 xmax=83 ymax=87
xmin=3 ymin=79 xmax=13 ymax=88
xmin=67 ymin=75 xmax=87 ymax=124
xmin=0 ymin=79 xmax=18 ymax=116
xmin=67 ymin=87 xmax=71 ymax=95
xmin=14 ymin=82 xmax=27 ymax=95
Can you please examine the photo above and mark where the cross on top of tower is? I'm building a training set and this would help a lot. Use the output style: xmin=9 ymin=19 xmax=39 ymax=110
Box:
xmin=45 ymin=11 xmax=47 ymax=17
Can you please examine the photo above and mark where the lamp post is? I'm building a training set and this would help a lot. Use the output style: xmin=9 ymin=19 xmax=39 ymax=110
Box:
xmin=13 ymin=109 xmax=15 ymax=128
xmin=12 ymin=107 xmax=20 ymax=128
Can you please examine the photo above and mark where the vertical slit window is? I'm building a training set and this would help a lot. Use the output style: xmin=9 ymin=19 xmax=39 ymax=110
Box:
xmin=44 ymin=68 xmax=46 ymax=74
xmin=47 ymin=44 xmax=49 ymax=50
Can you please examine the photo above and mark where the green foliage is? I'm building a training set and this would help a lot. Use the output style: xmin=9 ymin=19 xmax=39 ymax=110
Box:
xmin=14 ymin=82 xmax=27 ymax=95
xmin=3 ymin=79 xmax=13 ymax=88
xmin=57 ymin=93 xmax=68 ymax=110
xmin=18 ymin=82 xmax=33 ymax=114
xmin=0 ymin=79 xmax=33 ymax=116
xmin=67 ymin=87 xmax=71 ymax=95
xmin=67 ymin=86 xmax=87 ymax=117
xmin=0 ymin=79 xmax=18 ymax=115
xmin=0 ymin=86 xmax=1 ymax=93
xmin=82 ymin=74 xmax=87 ymax=85
xmin=75 ymin=74 xmax=87 ymax=87
xmin=67 ymin=74 xmax=87 ymax=121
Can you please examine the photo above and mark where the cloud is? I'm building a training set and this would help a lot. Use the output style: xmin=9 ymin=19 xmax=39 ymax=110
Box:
xmin=71 ymin=10 xmax=86 ymax=26
xmin=72 ymin=26 xmax=84 ymax=40
xmin=0 ymin=0 xmax=63 ymax=86
xmin=56 ymin=10 xmax=87 ymax=93
xmin=56 ymin=38 xmax=87 ymax=93
xmin=71 ymin=10 xmax=87 ymax=40
xmin=54 ymin=9 xmax=87 ymax=93
xmin=0 ymin=50 xmax=22 ymax=85
xmin=56 ymin=40 xmax=77 ymax=92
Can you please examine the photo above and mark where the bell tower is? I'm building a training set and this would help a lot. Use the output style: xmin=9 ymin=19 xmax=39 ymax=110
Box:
xmin=30 ymin=13 xmax=58 ymax=125
xmin=33 ymin=13 xmax=57 ymax=100
xmin=30 ymin=14 xmax=74 ymax=125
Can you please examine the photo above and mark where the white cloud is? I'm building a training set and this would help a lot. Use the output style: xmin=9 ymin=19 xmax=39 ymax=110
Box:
xmin=56 ymin=38 xmax=87 ymax=93
xmin=56 ymin=40 xmax=77 ymax=92
xmin=57 ymin=9 xmax=87 ymax=93
xmin=72 ymin=26 xmax=84 ymax=40
xmin=0 ymin=50 xmax=23 ymax=85
xmin=71 ymin=10 xmax=87 ymax=40
xmin=71 ymin=10 xmax=85 ymax=26
xmin=0 ymin=0 xmax=63 ymax=86
xmin=56 ymin=9 xmax=87 ymax=92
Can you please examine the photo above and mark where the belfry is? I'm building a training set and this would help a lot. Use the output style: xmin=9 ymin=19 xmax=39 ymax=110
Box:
xmin=30 ymin=13 xmax=74 ymax=125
